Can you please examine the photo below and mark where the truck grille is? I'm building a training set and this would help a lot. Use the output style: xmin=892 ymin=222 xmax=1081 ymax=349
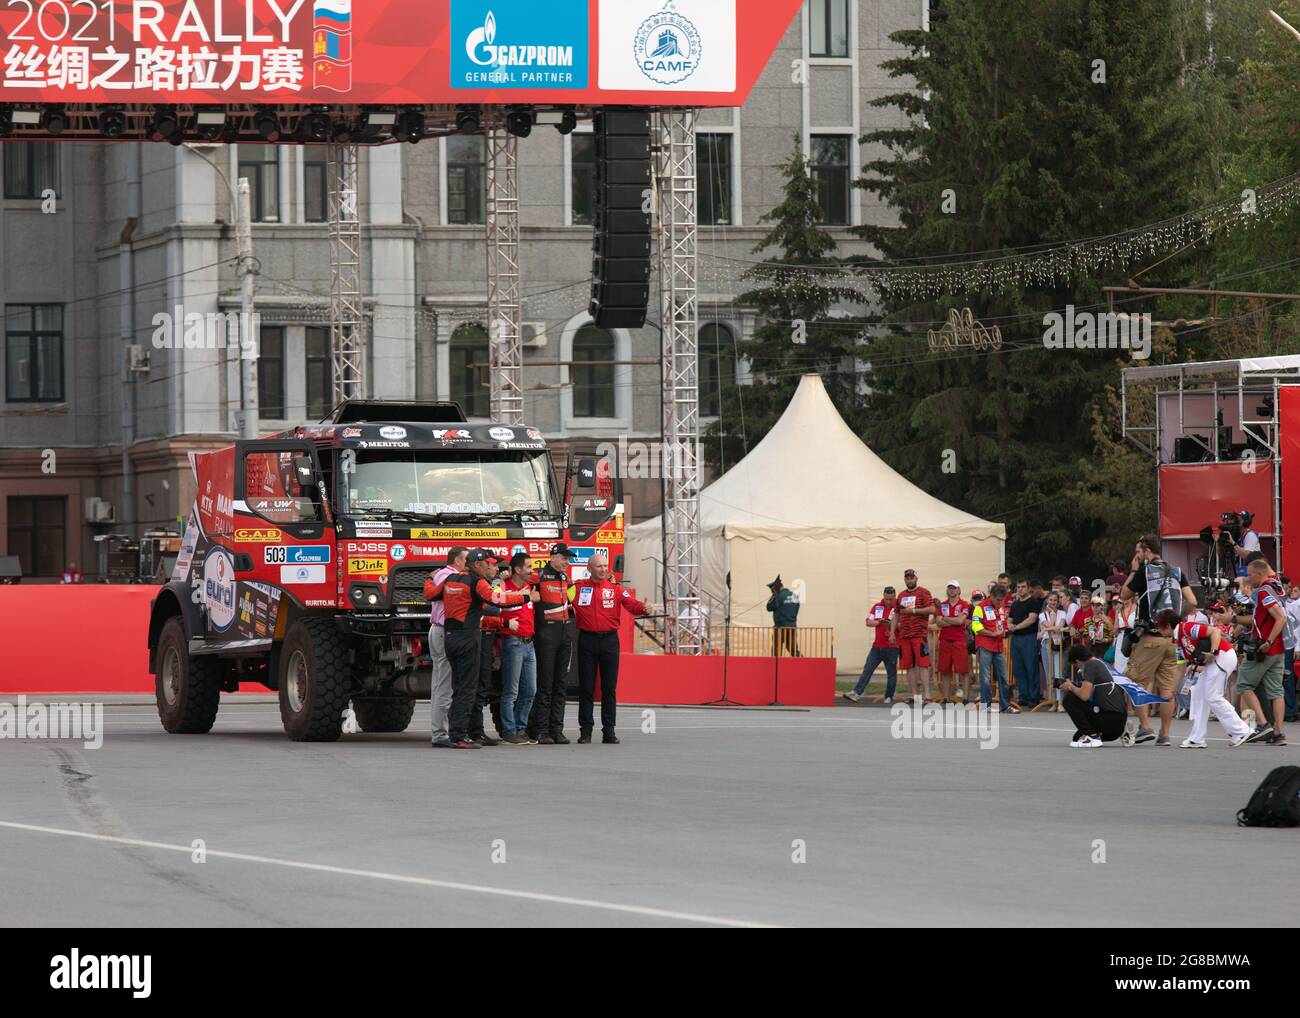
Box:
xmin=391 ymin=568 xmax=431 ymax=612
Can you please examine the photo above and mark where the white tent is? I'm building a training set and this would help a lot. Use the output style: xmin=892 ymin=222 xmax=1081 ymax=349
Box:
xmin=625 ymin=374 xmax=1006 ymax=672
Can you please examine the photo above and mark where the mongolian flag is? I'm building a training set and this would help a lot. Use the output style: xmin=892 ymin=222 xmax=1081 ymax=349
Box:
xmin=313 ymin=0 xmax=353 ymax=93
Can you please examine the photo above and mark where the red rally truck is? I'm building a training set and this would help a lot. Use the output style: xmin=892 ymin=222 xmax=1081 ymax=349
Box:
xmin=147 ymin=400 xmax=624 ymax=741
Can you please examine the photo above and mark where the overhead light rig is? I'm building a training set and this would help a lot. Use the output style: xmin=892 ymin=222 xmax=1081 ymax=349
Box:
xmin=0 ymin=103 xmax=589 ymax=145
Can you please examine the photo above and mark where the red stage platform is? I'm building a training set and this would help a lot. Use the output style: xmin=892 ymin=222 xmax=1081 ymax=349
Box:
xmin=0 ymin=587 xmax=835 ymax=706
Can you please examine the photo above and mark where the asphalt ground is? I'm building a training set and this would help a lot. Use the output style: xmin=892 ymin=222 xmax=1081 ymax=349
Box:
xmin=0 ymin=695 xmax=1295 ymax=927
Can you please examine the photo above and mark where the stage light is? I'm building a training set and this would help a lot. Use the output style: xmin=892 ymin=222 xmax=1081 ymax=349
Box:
xmin=506 ymin=108 xmax=534 ymax=138
xmin=12 ymin=108 xmax=41 ymax=126
xmin=195 ymin=106 xmax=226 ymax=141
xmin=455 ymin=107 xmax=481 ymax=134
xmin=148 ymin=106 xmax=180 ymax=142
xmin=42 ymin=105 xmax=68 ymax=136
xmin=296 ymin=108 xmax=330 ymax=142
xmin=98 ymin=107 xmax=127 ymax=138
xmin=536 ymin=109 xmax=578 ymax=135
xmin=393 ymin=109 xmax=425 ymax=144
xmin=254 ymin=110 xmax=282 ymax=141
xmin=331 ymin=121 xmax=355 ymax=143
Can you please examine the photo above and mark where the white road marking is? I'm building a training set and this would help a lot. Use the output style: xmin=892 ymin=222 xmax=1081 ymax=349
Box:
xmin=0 ymin=820 xmax=775 ymax=928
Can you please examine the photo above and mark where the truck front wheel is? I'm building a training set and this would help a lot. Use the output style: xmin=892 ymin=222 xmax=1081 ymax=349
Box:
xmin=155 ymin=616 xmax=222 ymax=734
xmin=351 ymin=697 xmax=416 ymax=733
xmin=278 ymin=618 xmax=352 ymax=742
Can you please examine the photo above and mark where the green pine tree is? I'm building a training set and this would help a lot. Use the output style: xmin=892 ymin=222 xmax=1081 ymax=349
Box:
xmin=853 ymin=0 xmax=1222 ymax=578
xmin=702 ymin=146 xmax=867 ymax=473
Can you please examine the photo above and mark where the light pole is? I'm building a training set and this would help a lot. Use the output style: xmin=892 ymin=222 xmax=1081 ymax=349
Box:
xmin=183 ymin=144 xmax=260 ymax=438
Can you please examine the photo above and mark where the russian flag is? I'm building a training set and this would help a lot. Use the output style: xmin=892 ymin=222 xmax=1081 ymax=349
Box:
xmin=313 ymin=0 xmax=351 ymax=30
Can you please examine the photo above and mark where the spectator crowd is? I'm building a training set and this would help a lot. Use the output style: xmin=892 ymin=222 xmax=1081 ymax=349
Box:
xmin=840 ymin=538 xmax=1298 ymax=748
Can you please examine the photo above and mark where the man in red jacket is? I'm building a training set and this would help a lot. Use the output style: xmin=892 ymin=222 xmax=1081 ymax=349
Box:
xmin=425 ymin=548 xmax=528 ymax=749
xmin=571 ymin=552 xmax=653 ymax=744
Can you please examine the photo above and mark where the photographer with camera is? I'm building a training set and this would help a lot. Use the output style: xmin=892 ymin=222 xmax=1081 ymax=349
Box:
xmin=1232 ymin=558 xmax=1288 ymax=745
xmin=1228 ymin=509 xmax=1261 ymax=577
xmin=1120 ymin=536 xmax=1197 ymax=745
xmin=1154 ymin=609 xmax=1252 ymax=748
xmin=1058 ymin=644 xmax=1129 ymax=748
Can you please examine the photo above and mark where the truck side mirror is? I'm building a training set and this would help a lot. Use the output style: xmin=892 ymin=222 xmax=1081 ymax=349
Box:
xmin=293 ymin=454 xmax=316 ymax=490
xmin=576 ymin=458 xmax=597 ymax=490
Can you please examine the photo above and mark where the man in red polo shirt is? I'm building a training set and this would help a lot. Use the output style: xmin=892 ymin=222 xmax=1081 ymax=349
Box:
xmin=570 ymin=552 xmax=653 ymax=744
xmin=890 ymin=568 xmax=934 ymax=701
xmin=843 ymin=586 xmax=900 ymax=702
xmin=935 ymin=580 xmax=971 ymax=703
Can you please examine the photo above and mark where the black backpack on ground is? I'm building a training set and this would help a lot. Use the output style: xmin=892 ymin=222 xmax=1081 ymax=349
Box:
xmin=1236 ymin=766 xmax=1300 ymax=827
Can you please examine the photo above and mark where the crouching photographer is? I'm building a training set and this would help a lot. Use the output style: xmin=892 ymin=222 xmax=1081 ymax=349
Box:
xmin=1058 ymin=644 xmax=1129 ymax=748
xmin=1156 ymin=609 xmax=1252 ymax=748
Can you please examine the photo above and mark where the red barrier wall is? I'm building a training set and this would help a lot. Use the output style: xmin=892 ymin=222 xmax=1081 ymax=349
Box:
xmin=0 ymin=587 xmax=837 ymax=706
xmin=0 ymin=586 xmax=157 ymax=694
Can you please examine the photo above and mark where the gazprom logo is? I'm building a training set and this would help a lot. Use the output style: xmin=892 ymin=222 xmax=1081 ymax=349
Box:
xmin=454 ymin=2 xmax=584 ymax=86
xmin=466 ymin=10 xmax=499 ymax=66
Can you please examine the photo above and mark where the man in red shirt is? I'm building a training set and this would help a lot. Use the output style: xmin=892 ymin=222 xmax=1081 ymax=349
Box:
xmin=499 ymin=552 xmax=541 ymax=745
xmin=843 ymin=586 xmax=899 ymax=702
xmin=971 ymin=585 xmax=1018 ymax=713
xmin=570 ymin=552 xmax=653 ymax=744
xmin=935 ymin=581 xmax=971 ymax=703
xmin=889 ymin=568 xmax=934 ymax=701
xmin=1233 ymin=558 xmax=1288 ymax=744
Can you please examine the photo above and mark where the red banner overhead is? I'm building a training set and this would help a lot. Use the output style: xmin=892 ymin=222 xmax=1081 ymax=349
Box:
xmin=0 ymin=0 xmax=803 ymax=106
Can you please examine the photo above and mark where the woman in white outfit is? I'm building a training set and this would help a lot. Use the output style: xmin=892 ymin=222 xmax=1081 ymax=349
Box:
xmin=1112 ymin=589 xmax=1136 ymax=676
xmin=1155 ymin=609 xmax=1251 ymax=747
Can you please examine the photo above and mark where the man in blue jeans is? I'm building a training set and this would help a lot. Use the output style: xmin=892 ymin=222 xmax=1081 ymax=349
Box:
xmin=972 ymin=585 xmax=1020 ymax=713
xmin=843 ymin=586 xmax=899 ymax=702
xmin=1007 ymin=578 xmax=1043 ymax=708
xmin=497 ymin=553 xmax=541 ymax=745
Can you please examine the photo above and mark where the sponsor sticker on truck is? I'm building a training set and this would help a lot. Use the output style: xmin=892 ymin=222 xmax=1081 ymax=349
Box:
xmin=264 ymin=545 xmax=332 ymax=565
xmin=349 ymin=558 xmax=389 ymax=576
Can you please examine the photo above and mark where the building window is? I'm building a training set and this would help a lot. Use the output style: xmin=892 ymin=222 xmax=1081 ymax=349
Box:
xmin=446 ymin=136 xmax=486 ymax=225
xmin=450 ymin=323 xmax=489 ymax=417
xmin=305 ymin=326 xmax=331 ymax=420
xmin=698 ymin=133 xmax=734 ymax=226
xmin=304 ymin=151 xmax=328 ymax=223
xmin=258 ymin=326 xmax=286 ymax=419
xmin=4 ymin=142 xmax=61 ymax=200
xmin=572 ymin=325 xmax=615 ymax=419
xmin=5 ymin=304 xmax=63 ymax=402
xmin=238 ymin=146 xmax=280 ymax=223
xmin=571 ymin=133 xmax=596 ymax=226
xmin=810 ymin=135 xmax=851 ymax=226
xmin=699 ymin=324 xmax=736 ymax=418
xmin=6 ymin=495 xmax=66 ymax=578
xmin=809 ymin=0 xmax=850 ymax=58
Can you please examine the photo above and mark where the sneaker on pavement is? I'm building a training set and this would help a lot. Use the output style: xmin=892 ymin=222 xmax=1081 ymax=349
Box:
xmin=431 ymin=738 xmax=456 ymax=748
xmin=577 ymin=732 xmax=592 ymax=744
xmin=1070 ymin=735 xmax=1102 ymax=748
xmin=1230 ymin=731 xmax=1251 ymax=747
xmin=1155 ymin=735 xmax=1171 ymax=746
xmin=551 ymin=732 xmax=571 ymax=745
xmin=1265 ymin=731 xmax=1288 ymax=746
xmin=473 ymin=734 xmax=500 ymax=747
xmin=451 ymin=739 xmax=480 ymax=749
xmin=536 ymin=734 xmax=555 ymax=745
xmin=1179 ymin=738 xmax=1207 ymax=748
xmin=842 ymin=691 xmax=861 ymax=702
xmin=602 ymin=733 xmax=621 ymax=745
xmin=1004 ymin=704 xmax=1021 ymax=715
xmin=1243 ymin=725 xmax=1274 ymax=745
xmin=1134 ymin=728 xmax=1156 ymax=744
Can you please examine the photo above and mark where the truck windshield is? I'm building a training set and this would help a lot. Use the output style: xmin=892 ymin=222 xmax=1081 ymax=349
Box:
xmin=340 ymin=450 xmax=557 ymax=518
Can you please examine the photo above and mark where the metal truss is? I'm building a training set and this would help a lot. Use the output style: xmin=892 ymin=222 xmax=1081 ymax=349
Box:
xmin=655 ymin=109 xmax=703 ymax=655
xmin=327 ymin=143 xmax=364 ymax=409
xmin=485 ymin=123 xmax=524 ymax=424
